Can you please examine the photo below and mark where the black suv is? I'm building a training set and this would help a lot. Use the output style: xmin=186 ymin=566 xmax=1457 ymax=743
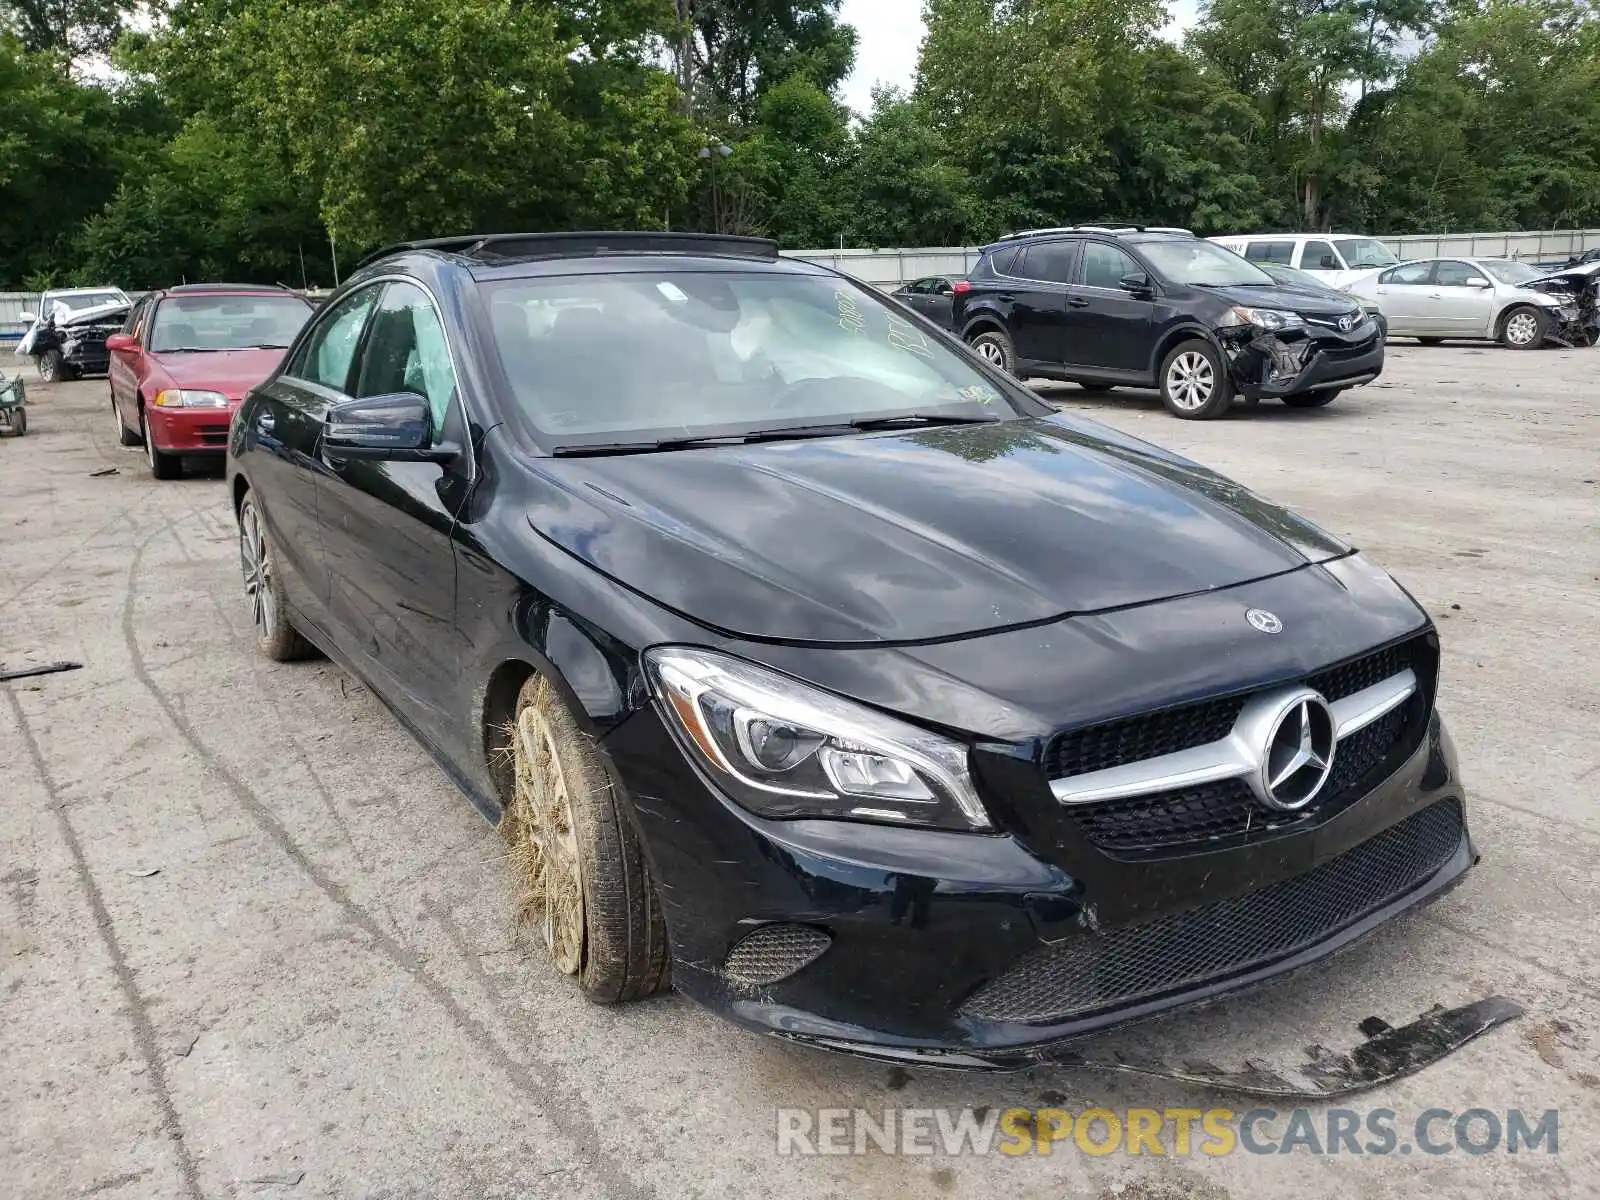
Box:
xmin=952 ymin=226 xmax=1385 ymax=419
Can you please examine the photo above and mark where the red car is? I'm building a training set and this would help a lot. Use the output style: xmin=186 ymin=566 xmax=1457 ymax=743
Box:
xmin=107 ymin=284 xmax=315 ymax=478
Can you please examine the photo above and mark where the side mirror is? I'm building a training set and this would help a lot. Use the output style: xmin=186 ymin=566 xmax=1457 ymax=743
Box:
xmin=1319 ymin=255 xmax=1340 ymax=270
xmin=18 ymin=311 xmax=36 ymax=324
xmin=105 ymin=333 xmax=140 ymax=353
xmin=1466 ymin=277 xmax=1491 ymax=288
xmin=1118 ymin=272 xmax=1152 ymax=295
xmin=324 ymin=393 xmax=456 ymax=462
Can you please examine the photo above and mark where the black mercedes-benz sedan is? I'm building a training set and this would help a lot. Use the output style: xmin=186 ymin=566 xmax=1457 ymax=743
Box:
xmin=225 ymin=232 xmax=1474 ymax=1066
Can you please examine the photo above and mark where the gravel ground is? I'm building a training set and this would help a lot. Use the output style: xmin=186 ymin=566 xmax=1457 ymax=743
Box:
xmin=2 ymin=346 xmax=1597 ymax=1199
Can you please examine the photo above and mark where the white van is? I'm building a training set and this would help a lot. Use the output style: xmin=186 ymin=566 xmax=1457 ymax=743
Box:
xmin=1206 ymin=234 xmax=1399 ymax=288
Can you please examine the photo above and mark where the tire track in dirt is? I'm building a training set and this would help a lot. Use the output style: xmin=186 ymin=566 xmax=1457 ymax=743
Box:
xmin=3 ymin=685 xmax=206 ymax=1200
xmin=120 ymin=527 xmax=655 ymax=1200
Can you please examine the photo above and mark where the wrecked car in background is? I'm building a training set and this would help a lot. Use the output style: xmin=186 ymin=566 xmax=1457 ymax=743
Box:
xmin=15 ymin=287 xmax=133 ymax=381
xmin=953 ymin=226 xmax=1382 ymax=418
xmin=1526 ymin=260 xmax=1600 ymax=347
xmin=1344 ymin=258 xmax=1587 ymax=349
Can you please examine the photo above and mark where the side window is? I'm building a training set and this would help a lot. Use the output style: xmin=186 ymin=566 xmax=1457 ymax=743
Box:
xmin=988 ymin=246 xmax=1021 ymax=276
xmin=1080 ymin=242 xmax=1139 ymax=289
xmin=1300 ymin=240 xmax=1343 ymax=270
xmin=290 ymin=286 xmax=380 ymax=392
xmin=1015 ymin=240 xmax=1077 ymax=284
xmin=353 ymin=281 xmax=457 ymax=436
xmin=124 ymin=296 xmax=151 ymax=338
xmin=932 ymin=279 xmax=954 ymax=296
xmin=1244 ymin=241 xmax=1295 ymax=265
xmin=1381 ymin=262 xmax=1433 ymax=285
xmin=1433 ymin=260 xmax=1483 ymax=287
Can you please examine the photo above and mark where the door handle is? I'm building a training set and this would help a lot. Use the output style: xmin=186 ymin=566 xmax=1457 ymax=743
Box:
xmin=256 ymin=413 xmax=275 ymax=436
xmin=1067 ymin=297 xmax=1091 ymax=308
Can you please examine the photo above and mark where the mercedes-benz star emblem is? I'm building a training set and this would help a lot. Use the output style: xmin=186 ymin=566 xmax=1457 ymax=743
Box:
xmin=1246 ymin=608 xmax=1284 ymax=634
xmin=1259 ymin=696 xmax=1337 ymax=811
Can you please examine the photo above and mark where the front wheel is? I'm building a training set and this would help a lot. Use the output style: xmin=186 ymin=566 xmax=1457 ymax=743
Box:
xmin=967 ymin=328 xmax=1016 ymax=376
xmin=1281 ymin=389 xmax=1341 ymax=409
xmin=141 ymin=410 xmax=181 ymax=479
xmin=1158 ymin=339 xmax=1233 ymax=419
xmin=37 ymin=350 xmax=64 ymax=383
xmin=113 ymin=395 xmax=140 ymax=446
xmin=502 ymin=675 xmax=670 ymax=1003
xmin=1499 ymin=305 xmax=1546 ymax=350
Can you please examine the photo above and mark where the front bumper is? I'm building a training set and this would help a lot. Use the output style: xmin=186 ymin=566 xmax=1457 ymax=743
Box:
xmin=63 ymin=344 xmax=110 ymax=375
xmin=1223 ymin=321 xmax=1386 ymax=399
xmin=608 ymin=700 xmax=1472 ymax=1065
xmin=146 ymin=404 xmax=238 ymax=454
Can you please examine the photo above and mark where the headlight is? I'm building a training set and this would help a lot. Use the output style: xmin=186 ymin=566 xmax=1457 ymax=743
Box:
xmin=1220 ymin=306 xmax=1304 ymax=332
xmin=644 ymin=647 xmax=991 ymax=831
xmin=153 ymin=389 xmax=230 ymax=408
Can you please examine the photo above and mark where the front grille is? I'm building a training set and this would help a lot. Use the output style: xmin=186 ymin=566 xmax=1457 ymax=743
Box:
xmin=198 ymin=424 xmax=230 ymax=446
xmin=1046 ymin=697 xmax=1243 ymax=780
xmin=723 ymin=923 xmax=831 ymax=987
xmin=1048 ymin=638 xmax=1427 ymax=853
xmin=960 ymin=799 xmax=1463 ymax=1024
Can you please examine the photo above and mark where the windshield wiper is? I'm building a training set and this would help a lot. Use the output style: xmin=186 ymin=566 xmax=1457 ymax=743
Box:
xmin=552 ymin=413 xmax=1002 ymax=458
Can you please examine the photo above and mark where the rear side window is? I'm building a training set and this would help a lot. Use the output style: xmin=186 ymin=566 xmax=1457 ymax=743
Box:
xmin=1080 ymin=243 xmax=1139 ymax=289
xmin=987 ymin=246 xmax=1021 ymax=276
xmin=292 ymin=286 xmax=380 ymax=392
xmin=1244 ymin=241 xmax=1296 ymax=264
xmin=1381 ymin=262 xmax=1433 ymax=285
xmin=1300 ymin=241 xmax=1343 ymax=270
xmin=1014 ymin=241 xmax=1077 ymax=284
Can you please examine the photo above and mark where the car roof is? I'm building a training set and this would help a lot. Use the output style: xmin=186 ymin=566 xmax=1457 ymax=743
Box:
xmin=358 ymin=231 xmax=782 ymax=273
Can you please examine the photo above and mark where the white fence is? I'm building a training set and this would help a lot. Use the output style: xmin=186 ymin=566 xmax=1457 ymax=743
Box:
xmin=786 ymin=228 xmax=1600 ymax=287
xmin=7 ymin=227 xmax=1599 ymax=337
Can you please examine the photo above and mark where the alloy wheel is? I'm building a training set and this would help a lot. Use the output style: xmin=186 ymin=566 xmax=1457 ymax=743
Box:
xmin=974 ymin=339 xmax=1006 ymax=367
xmin=239 ymin=502 xmax=277 ymax=639
xmin=1505 ymin=311 xmax=1540 ymax=347
xmin=142 ymin=413 xmax=156 ymax=470
xmin=512 ymin=705 xmax=586 ymax=976
xmin=1167 ymin=351 xmax=1215 ymax=411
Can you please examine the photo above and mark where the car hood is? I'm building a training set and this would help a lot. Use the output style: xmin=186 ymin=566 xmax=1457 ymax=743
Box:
xmin=1207 ymin=283 xmax=1360 ymax=318
xmin=59 ymin=302 xmax=131 ymax=328
xmin=149 ymin=348 xmax=289 ymax=397
xmin=524 ymin=416 xmax=1350 ymax=645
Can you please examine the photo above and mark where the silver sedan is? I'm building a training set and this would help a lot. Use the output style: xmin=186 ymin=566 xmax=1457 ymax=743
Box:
xmin=1344 ymin=257 xmax=1574 ymax=349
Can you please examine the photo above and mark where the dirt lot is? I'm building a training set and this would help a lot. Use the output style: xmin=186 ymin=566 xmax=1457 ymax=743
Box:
xmin=2 ymin=348 xmax=1598 ymax=1199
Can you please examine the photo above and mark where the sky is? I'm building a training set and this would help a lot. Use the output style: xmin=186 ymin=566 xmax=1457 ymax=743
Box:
xmin=837 ymin=0 xmax=1204 ymax=115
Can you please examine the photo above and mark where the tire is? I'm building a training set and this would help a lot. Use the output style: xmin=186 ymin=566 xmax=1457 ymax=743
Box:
xmin=967 ymin=327 xmax=1016 ymax=376
xmin=38 ymin=350 xmax=63 ymax=383
xmin=237 ymin=491 xmax=316 ymax=662
xmin=141 ymin=408 xmax=181 ymax=479
xmin=1499 ymin=305 xmax=1546 ymax=350
xmin=1281 ymin=389 xmax=1341 ymax=408
xmin=502 ymin=674 xmax=670 ymax=1004
xmin=113 ymin=394 xmax=139 ymax=446
xmin=0 ymin=408 xmax=23 ymax=438
xmin=1158 ymin=339 xmax=1233 ymax=419
xmin=1417 ymin=337 xmax=1444 ymax=346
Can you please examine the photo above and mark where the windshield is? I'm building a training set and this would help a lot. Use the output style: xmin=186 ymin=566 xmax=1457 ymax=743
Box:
xmin=45 ymin=291 xmax=123 ymax=314
xmin=149 ymin=294 xmax=313 ymax=352
xmin=1339 ymin=238 xmax=1398 ymax=268
xmin=1138 ymin=241 xmax=1275 ymax=287
xmin=483 ymin=271 xmax=1020 ymax=449
xmin=1478 ymin=259 xmax=1541 ymax=286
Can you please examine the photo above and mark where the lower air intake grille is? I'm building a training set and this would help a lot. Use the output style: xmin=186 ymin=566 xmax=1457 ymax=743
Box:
xmin=960 ymin=799 xmax=1463 ymax=1025
xmin=724 ymin=924 xmax=831 ymax=987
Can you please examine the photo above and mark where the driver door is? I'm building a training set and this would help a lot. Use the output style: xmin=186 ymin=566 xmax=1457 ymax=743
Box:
xmin=315 ymin=279 xmax=474 ymax=754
